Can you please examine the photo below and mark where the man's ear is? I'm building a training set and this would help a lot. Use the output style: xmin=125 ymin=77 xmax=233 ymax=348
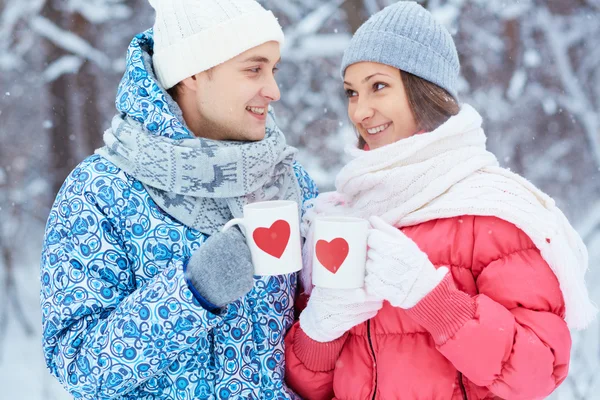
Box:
xmin=180 ymin=74 xmax=199 ymax=92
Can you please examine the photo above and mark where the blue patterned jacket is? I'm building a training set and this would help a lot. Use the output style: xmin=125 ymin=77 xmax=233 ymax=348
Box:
xmin=40 ymin=30 xmax=317 ymax=400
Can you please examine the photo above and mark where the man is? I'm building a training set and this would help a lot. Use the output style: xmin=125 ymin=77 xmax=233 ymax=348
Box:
xmin=40 ymin=0 xmax=317 ymax=398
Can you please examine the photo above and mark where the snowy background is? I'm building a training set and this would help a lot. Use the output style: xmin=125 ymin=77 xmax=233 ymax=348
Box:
xmin=1 ymin=0 xmax=599 ymax=398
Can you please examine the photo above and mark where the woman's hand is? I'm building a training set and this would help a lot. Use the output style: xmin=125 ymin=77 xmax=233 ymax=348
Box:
xmin=365 ymin=216 xmax=448 ymax=308
xmin=299 ymin=286 xmax=383 ymax=343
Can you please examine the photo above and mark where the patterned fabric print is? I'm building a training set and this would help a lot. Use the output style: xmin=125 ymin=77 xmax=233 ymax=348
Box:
xmin=115 ymin=29 xmax=192 ymax=140
xmin=41 ymin=155 xmax=317 ymax=399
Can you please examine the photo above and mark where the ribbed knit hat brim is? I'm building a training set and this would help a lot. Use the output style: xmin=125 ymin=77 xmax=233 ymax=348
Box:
xmin=341 ymin=1 xmax=460 ymax=100
xmin=150 ymin=0 xmax=284 ymax=89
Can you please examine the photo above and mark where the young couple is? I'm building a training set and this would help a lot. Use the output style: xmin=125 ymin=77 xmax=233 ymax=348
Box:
xmin=40 ymin=0 xmax=595 ymax=399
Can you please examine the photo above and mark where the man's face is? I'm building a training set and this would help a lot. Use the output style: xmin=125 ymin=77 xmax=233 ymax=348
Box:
xmin=190 ymin=41 xmax=281 ymax=141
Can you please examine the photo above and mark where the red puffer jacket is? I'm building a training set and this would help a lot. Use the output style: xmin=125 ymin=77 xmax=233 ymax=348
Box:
xmin=285 ymin=215 xmax=571 ymax=400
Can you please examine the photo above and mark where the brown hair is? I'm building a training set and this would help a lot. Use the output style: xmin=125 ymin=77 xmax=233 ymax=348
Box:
xmin=166 ymin=69 xmax=215 ymax=102
xmin=167 ymin=83 xmax=181 ymax=102
xmin=357 ymin=70 xmax=460 ymax=149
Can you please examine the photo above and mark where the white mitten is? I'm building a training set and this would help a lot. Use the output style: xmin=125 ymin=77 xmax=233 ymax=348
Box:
xmin=299 ymin=287 xmax=383 ymax=343
xmin=365 ymin=216 xmax=448 ymax=308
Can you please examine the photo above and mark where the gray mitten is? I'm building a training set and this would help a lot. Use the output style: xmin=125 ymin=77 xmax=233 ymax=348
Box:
xmin=185 ymin=227 xmax=254 ymax=309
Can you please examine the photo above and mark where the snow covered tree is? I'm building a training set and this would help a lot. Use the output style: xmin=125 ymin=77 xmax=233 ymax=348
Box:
xmin=0 ymin=0 xmax=598 ymax=398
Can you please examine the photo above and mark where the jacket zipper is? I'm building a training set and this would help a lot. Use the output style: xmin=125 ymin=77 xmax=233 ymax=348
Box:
xmin=367 ymin=320 xmax=378 ymax=400
xmin=458 ymin=372 xmax=468 ymax=400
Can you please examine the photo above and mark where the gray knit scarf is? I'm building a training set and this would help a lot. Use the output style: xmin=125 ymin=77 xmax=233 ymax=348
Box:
xmin=96 ymin=110 xmax=302 ymax=235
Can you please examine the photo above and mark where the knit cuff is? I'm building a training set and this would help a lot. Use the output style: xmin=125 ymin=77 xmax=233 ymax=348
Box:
xmin=406 ymin=274 xmax=476 ymax=345
xmin=293 ymin=327 xmax=349 ymax=372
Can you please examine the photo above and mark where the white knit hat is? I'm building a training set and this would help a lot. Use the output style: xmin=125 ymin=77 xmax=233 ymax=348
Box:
xmin=149 ymin=0 xmax=285 ymax=89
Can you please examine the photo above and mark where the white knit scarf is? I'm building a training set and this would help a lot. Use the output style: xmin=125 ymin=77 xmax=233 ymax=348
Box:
xmin=303 ymin=104 xmax=596 ymax=330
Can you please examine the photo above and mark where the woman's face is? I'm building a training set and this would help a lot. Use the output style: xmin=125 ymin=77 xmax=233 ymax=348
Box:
xmin=344 ymin=62 xmax=418 ymax=150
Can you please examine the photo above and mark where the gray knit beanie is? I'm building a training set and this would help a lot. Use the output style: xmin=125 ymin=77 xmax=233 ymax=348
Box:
xmin=341 ymin=1 xmax=460 ymax=101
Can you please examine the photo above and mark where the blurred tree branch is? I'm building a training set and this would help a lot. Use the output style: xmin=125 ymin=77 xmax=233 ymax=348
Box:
xmin=341 ymin=0 xmax=367 ymax=33
xmin=535 ymin=6 xmax=600 ymax=167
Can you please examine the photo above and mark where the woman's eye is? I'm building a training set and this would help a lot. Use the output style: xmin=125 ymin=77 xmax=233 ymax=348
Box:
xmin=345 ymin=89 xmax=357 ymax=98
xmin=374 ymin=82 xmax=387 ymax=91
xmin=249 ymin=67 xmax=261 ymax=73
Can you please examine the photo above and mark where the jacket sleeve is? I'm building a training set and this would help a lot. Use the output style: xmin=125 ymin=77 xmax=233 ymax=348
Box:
xmin=293 ymin=161 xmax=319 ymax=217
xmin=40 ymin=164 xmax=225 ymax=400
xmin=285 ymin=322 xmax=348 ymax=400
xmin=406 ymin=216 xmax=571 ymax=400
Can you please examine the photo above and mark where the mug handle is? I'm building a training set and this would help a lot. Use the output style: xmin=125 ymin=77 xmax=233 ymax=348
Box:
xmin=222 ymin=218 xmax=247 ymax=234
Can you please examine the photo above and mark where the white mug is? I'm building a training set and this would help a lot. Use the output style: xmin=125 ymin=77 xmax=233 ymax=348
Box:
xmin=312 ymin=216 xmax=368 ymax=289
xmin=222 ymin=200 xmax=302 ymax=276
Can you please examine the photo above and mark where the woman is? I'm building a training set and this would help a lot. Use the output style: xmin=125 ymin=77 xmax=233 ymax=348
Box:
xmin=284 ymin=2 xmax=596 ymax=399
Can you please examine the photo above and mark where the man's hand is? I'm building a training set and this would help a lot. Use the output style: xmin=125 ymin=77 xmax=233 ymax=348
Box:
xmin=186 ymin=227 xmax=254 ymax=308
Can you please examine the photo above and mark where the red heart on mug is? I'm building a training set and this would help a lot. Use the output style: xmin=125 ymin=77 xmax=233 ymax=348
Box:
xmin=316 ymin=238 xmax=349 ymax=274
xmin=253 ymin=220 xmax=290 ymax=259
